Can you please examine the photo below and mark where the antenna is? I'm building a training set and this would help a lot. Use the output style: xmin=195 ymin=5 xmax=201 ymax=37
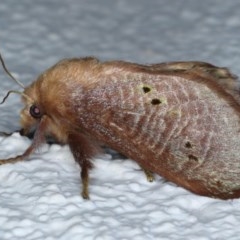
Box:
xmin=0 ymin=90 xmax=33 ymax=105
xmin=0 ymin=52 xmax=25 ymax=88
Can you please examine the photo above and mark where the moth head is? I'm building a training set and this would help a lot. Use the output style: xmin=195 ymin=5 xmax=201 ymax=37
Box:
xmin=1 ymin=56 xmax=95 ymax=144
xmin=19 ymin=76 xmax=69 ymax=144
xmin=20 ymin=84 xmax=43 ymax=136
xmin=19 ymin=57 xmax=97 ymax=141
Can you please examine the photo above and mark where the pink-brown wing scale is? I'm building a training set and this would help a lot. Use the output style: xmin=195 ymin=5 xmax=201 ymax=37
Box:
xmin=70 ymin=63 xmax=240 ymax=199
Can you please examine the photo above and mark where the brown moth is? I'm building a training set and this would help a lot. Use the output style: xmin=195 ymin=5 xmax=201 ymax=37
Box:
xmin=1 ymin=57 xmax=240 ymax=200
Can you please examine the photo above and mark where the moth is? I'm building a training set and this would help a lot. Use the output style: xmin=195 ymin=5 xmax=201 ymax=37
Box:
xmin=1 ymin=54 xmax=240 ymax=200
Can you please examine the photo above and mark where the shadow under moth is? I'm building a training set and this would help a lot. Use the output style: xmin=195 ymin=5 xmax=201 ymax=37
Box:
xmin=0 ymin=54 xmax=240 ymax=200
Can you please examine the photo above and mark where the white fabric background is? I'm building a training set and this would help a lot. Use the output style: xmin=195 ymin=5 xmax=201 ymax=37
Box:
xmin=0 ymin=1 xmax=240 ymax=239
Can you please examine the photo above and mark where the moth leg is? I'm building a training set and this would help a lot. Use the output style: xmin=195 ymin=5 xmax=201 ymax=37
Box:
xmin=138 ymin=164 xmax=155 ymax=182
xmin=0 ymin=143 xmax=33 ymax=165
xmin=0 ymin=129 xmax=22 ymax=137
xmin=0 ymin=144 xmax=34 ymax=165
xmin=81 ymin=160 xmax=91 ymax=199
xmin=142 ymin=168 xmax=155 ymax=182
xmin=0 ymin=132 xmax=13 ymax=137
xmin=0 ymin=128 xmax=37 ymax=138
xmin=0 ymin=117 xmax=47 ymax=165
xmin=0 ymin=155 xmax=26 ymax=165
xmin=68 ymin=133 xmax=100 ymax=199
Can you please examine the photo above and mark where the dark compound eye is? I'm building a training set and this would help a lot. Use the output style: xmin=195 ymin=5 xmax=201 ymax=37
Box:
xmin=29 ymin=105 xmax=42 ymax=119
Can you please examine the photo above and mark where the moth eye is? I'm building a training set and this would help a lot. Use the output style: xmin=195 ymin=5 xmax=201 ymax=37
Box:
xmin=29 ymin=105 xmax=42 ymax=119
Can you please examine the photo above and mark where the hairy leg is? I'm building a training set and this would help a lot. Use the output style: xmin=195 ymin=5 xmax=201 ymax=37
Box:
xmin=68 ymin=133 xmax=100 ymax=199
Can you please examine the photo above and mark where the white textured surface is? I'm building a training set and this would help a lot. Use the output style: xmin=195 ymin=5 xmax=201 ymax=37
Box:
xmin=0 ymin=0 xmax=240 ymax=239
